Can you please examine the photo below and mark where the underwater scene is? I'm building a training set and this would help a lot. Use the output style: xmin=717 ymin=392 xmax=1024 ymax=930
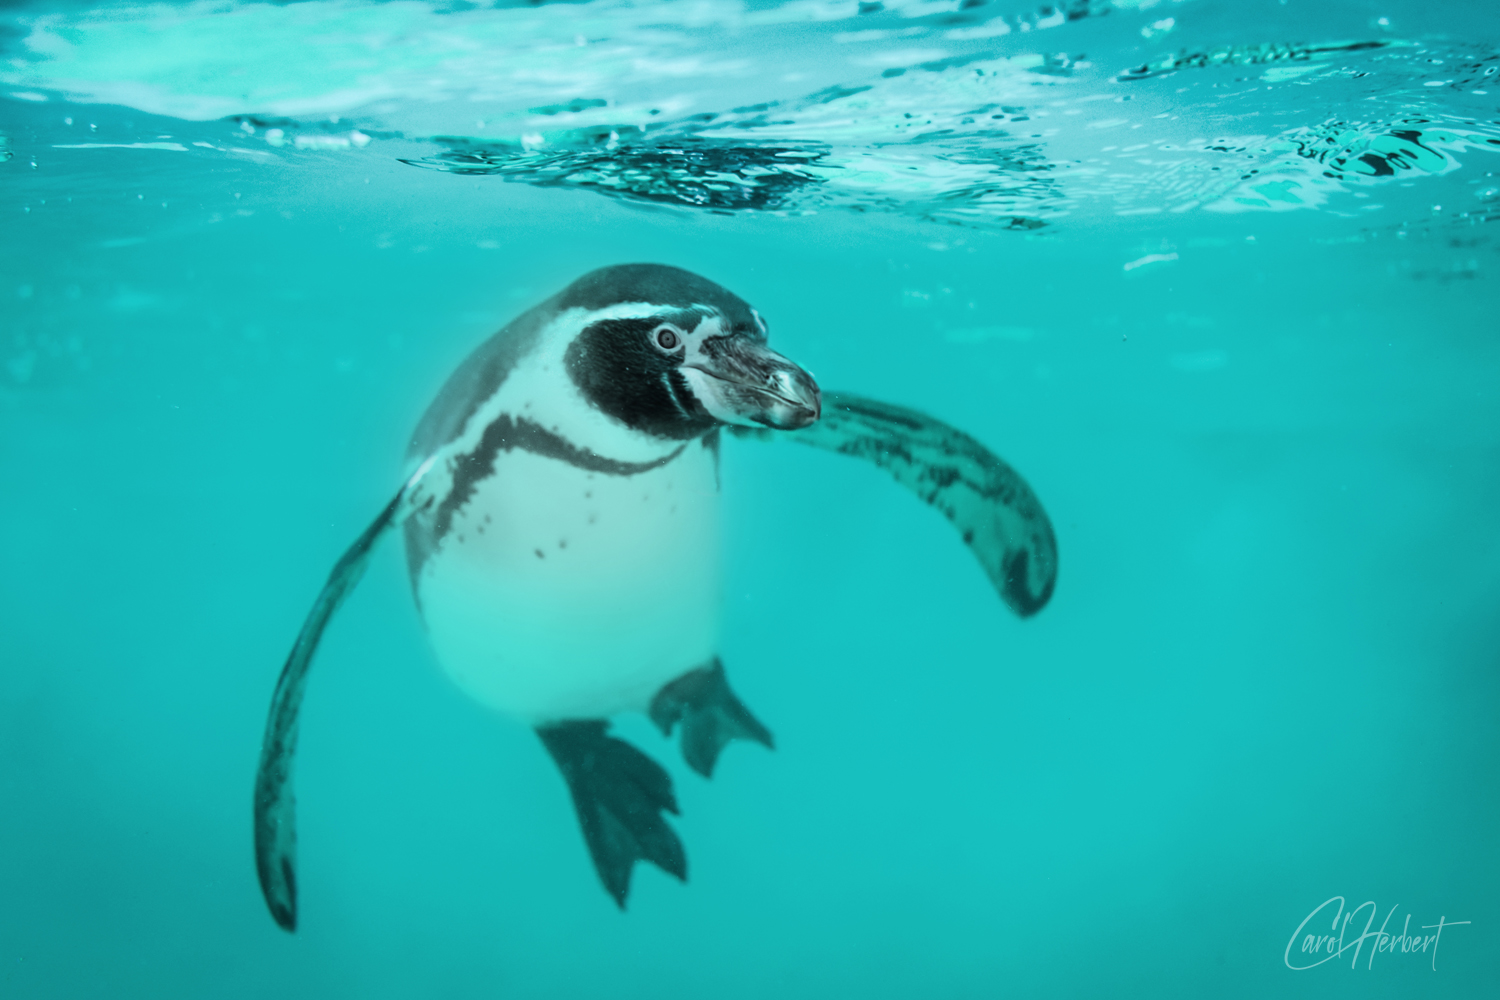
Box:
xmin=2 ymin=0 xmax=1498 ymax=995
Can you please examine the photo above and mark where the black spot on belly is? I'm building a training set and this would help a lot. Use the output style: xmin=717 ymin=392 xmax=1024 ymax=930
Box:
xmin=588 ymin=514 xmax=597 ymax=524
xmin=559 ymin=538 xmax=568 ymax=549
xmin=535 ymin=548 xmax=545 ymax=559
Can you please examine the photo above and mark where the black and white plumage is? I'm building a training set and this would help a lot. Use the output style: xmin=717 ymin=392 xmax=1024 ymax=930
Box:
xmin=253 ymin=264 xmax=1057 ymax=930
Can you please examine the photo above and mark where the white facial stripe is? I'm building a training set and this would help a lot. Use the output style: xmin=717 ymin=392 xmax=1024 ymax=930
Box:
xmin=751 ymin=308 xmax=768 ymax=336
xmin=660 ymin=371 xmax=691 ymax=418
xmin=676 ymin=315 xmax=724 ymax=363
xmin=679 ymin=367 xmax=750 ymax=426
xmin=647 ymin=310 xmax=729 ymax=416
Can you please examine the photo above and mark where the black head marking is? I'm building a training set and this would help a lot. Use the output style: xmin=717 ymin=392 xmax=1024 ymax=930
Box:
xmin=559 ymin=265 xmax=774 ymax=438
xmin=409 ymin=265 xmax=768 ymax=458
xmin=564 ymin=313 xmax=719 ymax=439
xmin=564 ymin=263 xmax=768 ymax=440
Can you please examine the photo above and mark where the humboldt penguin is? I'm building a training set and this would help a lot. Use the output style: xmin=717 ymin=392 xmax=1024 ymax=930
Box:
xmin=253 ymin=263 xmax=1057 ymax=930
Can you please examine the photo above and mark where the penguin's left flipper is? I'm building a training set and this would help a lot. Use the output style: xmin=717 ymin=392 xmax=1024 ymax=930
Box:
xmin=650 ymin=658 xmax=774 ymax=778
xmin=733 ymin=391 xmax=1058 ymax=617
xmin=537 ymin=721 xmax=687 ymax=908
xmin=254 ymin=466 xmax=433 ymax=932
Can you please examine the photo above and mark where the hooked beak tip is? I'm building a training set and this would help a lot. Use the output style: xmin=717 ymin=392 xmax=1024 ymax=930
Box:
xmin=684 ymin=339 xmax=822 ymax=430
xmin=770 ymin=368 xmax=821 ymax=429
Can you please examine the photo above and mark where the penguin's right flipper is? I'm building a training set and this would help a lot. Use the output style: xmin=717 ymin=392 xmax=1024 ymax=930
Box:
xmin=537 ymin=721 xmax=687 ymax=908
xmin=732 ymin=391 xmax=1058 ymax=618
xmin=253 ymin=462 xmax=436 ymax=932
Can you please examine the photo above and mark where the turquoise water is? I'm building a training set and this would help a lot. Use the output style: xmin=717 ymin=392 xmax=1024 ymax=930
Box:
xmin=2 ymin=0 xmax=1498 ymax=995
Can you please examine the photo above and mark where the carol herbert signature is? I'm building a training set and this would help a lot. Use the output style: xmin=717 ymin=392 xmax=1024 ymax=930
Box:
xmin=1285 ymin=896 xmax=1471 ymax=971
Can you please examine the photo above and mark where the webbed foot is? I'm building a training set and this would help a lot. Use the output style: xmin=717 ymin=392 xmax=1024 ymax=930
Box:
xmin=650 ymin=659 xmax=774 ymax=778
xmin=537 ymin=720 xmax=686 ymax=908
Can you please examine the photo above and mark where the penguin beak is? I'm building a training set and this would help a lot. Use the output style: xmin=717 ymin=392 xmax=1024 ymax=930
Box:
xmin=681 ymin=336 xmax=822 ymax=430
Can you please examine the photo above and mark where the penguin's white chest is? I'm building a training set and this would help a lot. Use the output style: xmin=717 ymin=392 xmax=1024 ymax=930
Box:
xmin=415 ymin=437 xmax=721 ymax=722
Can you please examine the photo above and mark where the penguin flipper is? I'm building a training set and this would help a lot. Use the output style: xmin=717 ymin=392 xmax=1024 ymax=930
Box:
xmin=537 ymin=721 xmax=687 ymax=908
xmin=734 ymin=391 xmax=1057 ymax=617
xmin=253 ymin=477 xmax=422 ymax=932
xmin=650 ymin=659 xmax=774 ymax=778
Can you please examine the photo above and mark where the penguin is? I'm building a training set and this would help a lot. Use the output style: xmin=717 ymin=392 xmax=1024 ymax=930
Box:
xmin=253 ymin=264 xmax=1057 ymax=931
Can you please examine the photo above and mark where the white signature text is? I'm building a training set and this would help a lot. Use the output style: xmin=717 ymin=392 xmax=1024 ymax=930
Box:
xmin=1285 ymin=896 xmax=1470 ymax=971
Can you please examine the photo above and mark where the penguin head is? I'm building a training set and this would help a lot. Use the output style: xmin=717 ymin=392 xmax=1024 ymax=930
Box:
xmin=561 ymin=265 xmax=821 ymax=440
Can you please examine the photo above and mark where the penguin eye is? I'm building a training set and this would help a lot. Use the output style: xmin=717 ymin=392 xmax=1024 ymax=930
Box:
xmin=654 ymin=327 xmax=680 ymax=351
